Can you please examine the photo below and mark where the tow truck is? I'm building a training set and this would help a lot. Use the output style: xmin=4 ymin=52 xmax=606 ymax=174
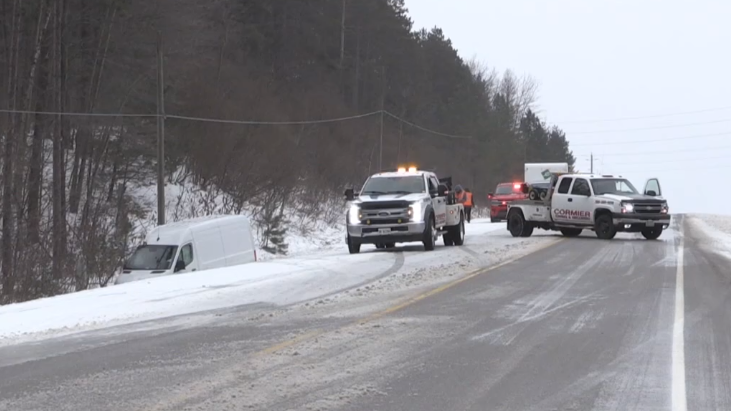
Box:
xmin=344 ymin=167 xmax=465 ymax=253
xmin=506 ymin=173 xmax=670 ymax=240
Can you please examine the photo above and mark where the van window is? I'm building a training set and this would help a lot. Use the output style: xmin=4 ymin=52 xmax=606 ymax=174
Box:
xmin=180 ymin=244 xmax=194 ymax=266
xmin=124 ymin=245 xmax=178 ymax=270
xmin=557 ymin=178 xmax=573 ymax=194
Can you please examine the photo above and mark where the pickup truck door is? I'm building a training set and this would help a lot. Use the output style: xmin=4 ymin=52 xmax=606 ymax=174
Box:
xmin=551 ymin=177 xmax=594 ymax=225
xmin=550 ymin=176 xmax=573 ymax=223
xmin=567 ymin=178 xmax=595 ymax=224
xmin=643 ymin=177 xmax=662 ymax=198
xmin=429 ymin=176 xmax=447 ymax=226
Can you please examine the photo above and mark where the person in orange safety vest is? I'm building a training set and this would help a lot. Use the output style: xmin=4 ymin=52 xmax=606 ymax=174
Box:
xmin=454 ymin=185 xmax=473 ymax=223
xmin=464 ymin=188 xmax=473 ymax=223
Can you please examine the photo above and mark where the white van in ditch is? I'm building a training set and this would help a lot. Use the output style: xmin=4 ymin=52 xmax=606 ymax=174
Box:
xmin=115 ymin=215 xmax=257 ymax=284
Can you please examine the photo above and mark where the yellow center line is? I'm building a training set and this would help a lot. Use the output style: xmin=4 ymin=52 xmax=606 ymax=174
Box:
xmin=255 ymin=237 xmax=566 ymax=356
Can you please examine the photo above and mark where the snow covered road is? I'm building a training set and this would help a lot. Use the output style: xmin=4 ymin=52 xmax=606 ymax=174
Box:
xmin=10 ymin=215 xmax=731 ymax=411
xmin=0 ymin=219 xmax=557 ymax=347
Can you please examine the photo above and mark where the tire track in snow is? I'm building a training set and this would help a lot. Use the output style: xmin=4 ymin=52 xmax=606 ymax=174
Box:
xmin=305 ymin=251 xmax=406 ymax=304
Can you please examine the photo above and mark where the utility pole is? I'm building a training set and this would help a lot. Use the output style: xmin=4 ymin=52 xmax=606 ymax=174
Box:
xmin=156 ymin=31 xmax=166 ymax=226
xmin=590 ymin=153 xmax=593 ymax=174
xmin=379 ymin=65 xmax=385 ymax=171
xmin=379 ymin=110 xmax=384 ymax=171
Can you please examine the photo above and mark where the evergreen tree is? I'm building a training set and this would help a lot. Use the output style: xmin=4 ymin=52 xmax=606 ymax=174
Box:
xmin=260 ymin=208 xmax=289 ymax=255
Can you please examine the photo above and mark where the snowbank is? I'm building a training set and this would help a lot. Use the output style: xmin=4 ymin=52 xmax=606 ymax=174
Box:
xmin=687 ymin=214 xmax=731 ymax=260
xmin=0 ymin=219 xmax=522 ymax=346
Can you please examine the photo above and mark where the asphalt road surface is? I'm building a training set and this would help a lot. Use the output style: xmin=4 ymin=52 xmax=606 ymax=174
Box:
xmin=2 ymin=215 xmax=730 ymax=411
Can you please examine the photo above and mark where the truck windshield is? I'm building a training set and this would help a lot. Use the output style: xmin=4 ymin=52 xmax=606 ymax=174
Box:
xmin=591 ymin=178 xmax=638 ymax=195
xmin=495 ymin=185 xmax=520 ymax=195
xmin=124 ymin=245 xmax=178 ymax=270
xmin=361 ymin=176 xmax=426 ymax=194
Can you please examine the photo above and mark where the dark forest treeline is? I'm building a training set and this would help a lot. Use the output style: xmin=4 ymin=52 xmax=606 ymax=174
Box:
xmin=0 ymin=0 xmax=574 ymax=303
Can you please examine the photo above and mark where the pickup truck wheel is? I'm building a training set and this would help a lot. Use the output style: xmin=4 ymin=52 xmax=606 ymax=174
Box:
xmin=560 ymin=228 xmax=582 ymax=237
xmin=508 ymin=212 xmax=526 ymax=237
xmin=595 ymin=214 xmax=617 ymax=240
xmin=423 ymin=214 xmax=437 ymax=251
xmin=347 ymin=235 xmax=361 ymax=254
xmin=452 ymin=215 xmax=465 ymax=246
xmin=385 ymin=242 xmax=396 ymax=248
xmin=641 ymin=227 xmax=663 ymax=240
xmin=520 ymin=224 xmax=534 ymax=237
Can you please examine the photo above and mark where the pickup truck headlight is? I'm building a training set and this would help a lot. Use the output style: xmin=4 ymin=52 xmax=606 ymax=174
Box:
xmin=348 ymin=204 xmax=361 ymax=223
xmin=661 ymin=204 xmax=669 ymax=214
xmin=621 ymin=202 xmax=634 ymax=213
xmin=408 ymin=201 xmax=423 ymax=221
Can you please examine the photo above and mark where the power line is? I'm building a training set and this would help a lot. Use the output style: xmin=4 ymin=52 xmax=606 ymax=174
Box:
xmin=0 ymin=108 xmax=158 ymax=118
xmin=0 ymin=107 xmax=472 ymax=140
xmin=576 ymin=142 xmax=731 ymax=157
xmin=566 ymin=117 xmax=731 ymax=135
xmin=165 ymin=111 xmax=381 ymax=125
xmin=606 ymin=154 xmax=730 ymax=167
xmin=570 ymin=130 xmax=731 ymax=147
xmin=384 ymin=111 xmax=471 ymax=139
xmin=0 ymin=107 xmax=382 ymax=124
xmin=554 ymin=105 xmax=731 ymax=124
xmin=582 ymin=154 xmax=731 ymax=175
xmin=616 ymin=162 xmax=731 ymax=174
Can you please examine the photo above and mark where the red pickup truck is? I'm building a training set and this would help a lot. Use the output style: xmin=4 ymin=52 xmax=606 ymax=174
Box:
xmin=488 ymin=182 xmax=527 ymax=222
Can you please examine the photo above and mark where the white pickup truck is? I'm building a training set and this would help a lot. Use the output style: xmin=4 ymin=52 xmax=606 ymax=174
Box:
xmin=344 ymin=167 xmax=465 ymax=253
xmin=506 ymin=173 xmax=670 ymax=240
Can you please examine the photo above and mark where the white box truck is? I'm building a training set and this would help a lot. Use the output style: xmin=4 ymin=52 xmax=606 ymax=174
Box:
xmin=116 ymin=214 xmax=257 ymax=284
xmin=524 ymin=162 xmax=570 ymax=200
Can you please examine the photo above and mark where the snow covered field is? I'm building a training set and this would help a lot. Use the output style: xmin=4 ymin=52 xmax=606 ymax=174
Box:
xmin=0 ymin=219 xmax=559 ymax=346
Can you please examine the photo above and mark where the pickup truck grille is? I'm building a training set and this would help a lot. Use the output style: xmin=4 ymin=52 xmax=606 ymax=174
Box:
xmin=360 ymin=200 xmax=411 ymax=210
xmin=358 ymin=201 xmax=411 ymax=224
xmin=631 ymin=203 xmax=664 ymax=214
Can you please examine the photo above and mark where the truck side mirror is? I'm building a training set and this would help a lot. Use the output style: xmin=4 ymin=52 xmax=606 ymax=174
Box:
xmin=487 ymin=193 xmax=493 ymax=199
xmin=174 ymin=259 xmax=186 ymax=273
xmin=344 ymin=188 xmax=355 ymax=201
xmin=646 ymin=190 xmax=657 ymax=196
xmin=437 ymin=184 xmax=448 ymax=196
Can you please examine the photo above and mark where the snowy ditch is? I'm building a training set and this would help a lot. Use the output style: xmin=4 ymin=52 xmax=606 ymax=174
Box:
xmin=0 ymin=219 xmax=559 ymax=346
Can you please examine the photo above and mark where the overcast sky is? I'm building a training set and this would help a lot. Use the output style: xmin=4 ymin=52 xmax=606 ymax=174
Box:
xmin=406 ymin=0 xmax=731 ymax=215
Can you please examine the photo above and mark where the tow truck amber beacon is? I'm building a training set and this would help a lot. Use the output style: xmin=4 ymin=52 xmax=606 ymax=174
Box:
xmin=343 ymin=166 xmax=465 ymax=254
xmin=505 ymin=173 xmax=670 ymax=240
